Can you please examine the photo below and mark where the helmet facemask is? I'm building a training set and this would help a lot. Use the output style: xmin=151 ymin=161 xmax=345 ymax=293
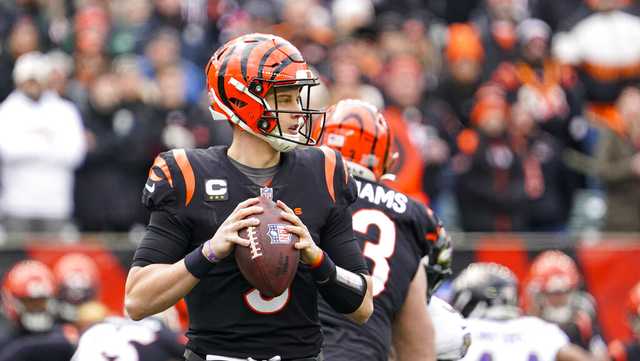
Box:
xmin=256 ymin=79 xmax=326 ymax=152
xmin=14 ymin=296 xmax=55 ymax=333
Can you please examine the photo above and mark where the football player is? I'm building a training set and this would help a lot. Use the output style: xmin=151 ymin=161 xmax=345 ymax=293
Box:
xmin=608 ymin=281 xmax=640 ymax=361
xmin=525 ymin=251 xmax=608 ymax=361
xmin=0 ymin=260 xmax=79 ymax=361
xmin=53 ymin=253 xmax=100 ymax=324
xmin=452 ymin=262 xmax=593 ymax=361
xmin=317 ymin=99 xmax=438 ymax=360
xmin=424 ymin=234 xmax=471 ymax=361
xmin=125 ymin=33 xmax=373 ymax=361
xmin=0 ymin=260 xmax=57 ymax=349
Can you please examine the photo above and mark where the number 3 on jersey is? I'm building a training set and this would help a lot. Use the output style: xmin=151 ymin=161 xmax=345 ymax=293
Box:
xmin=352 ymin=209 xmax=396 ymax=296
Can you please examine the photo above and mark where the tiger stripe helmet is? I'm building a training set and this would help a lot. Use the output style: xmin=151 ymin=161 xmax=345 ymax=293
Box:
xmin=528 ymin=250 xmax=580 ymax=294
xmin=320 ymin=99 xmax=392 ymax=180
xmin=206 ymin=33 xmax=325 ymax=152
xmin=1 ymin=260 xmax=56 ymax=333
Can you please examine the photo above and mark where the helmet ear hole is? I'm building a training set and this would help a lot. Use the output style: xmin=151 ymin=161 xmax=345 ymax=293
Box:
xmin=258 ymin=119 xmax=271 ymax=131
xmin=249 ymin=80 xmax=266 ymax=96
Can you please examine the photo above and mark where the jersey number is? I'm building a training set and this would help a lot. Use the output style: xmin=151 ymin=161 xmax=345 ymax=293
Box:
xmin=352 ymin=209 xmax=396 ymax=296
xmin=244 ymin=288 xmax=290 ymax=314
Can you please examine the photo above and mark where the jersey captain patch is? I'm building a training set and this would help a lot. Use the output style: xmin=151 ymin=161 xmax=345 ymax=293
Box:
xmin=204 ymin=179 xmax=228 ymax=201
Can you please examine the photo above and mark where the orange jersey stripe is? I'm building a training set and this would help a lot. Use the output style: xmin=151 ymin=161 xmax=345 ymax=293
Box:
xmin=319 ymin=146 xmax=337 ymax=203
xmin=172 ymin=149 xmax=196 ymax=207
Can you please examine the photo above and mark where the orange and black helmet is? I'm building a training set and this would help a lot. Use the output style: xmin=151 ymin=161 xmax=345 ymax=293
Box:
xmin=320 ymin=99 xmax=392 ymax=180
xmin=527 ymin=250 xmax=580 ymax=294
xmin=1 ymin=260 xmax=56 ymax=333
xmin=206 ymin=33 xmax=325 ymax=152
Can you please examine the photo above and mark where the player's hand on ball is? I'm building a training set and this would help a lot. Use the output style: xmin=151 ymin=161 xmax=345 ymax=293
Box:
xmin=204 ymin=197 xmax=263 ymax=260
xmin=277 ymin=200 xmax=323 ymax=265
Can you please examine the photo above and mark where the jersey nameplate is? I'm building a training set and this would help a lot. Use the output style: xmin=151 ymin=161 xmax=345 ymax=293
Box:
xmin=354 ymin=180 xmax=408 ymax=214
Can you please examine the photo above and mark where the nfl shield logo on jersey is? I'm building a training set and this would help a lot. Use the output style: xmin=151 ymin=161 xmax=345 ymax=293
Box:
xmin=267 ymin=224 xmax=292 ymax=245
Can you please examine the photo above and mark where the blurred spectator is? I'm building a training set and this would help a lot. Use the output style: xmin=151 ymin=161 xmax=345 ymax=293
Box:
xmin=0 ymin=17 xmax=42 ymax=102
xmin=140 ymin=0 xmax=211 ymax=66
xmin=332 ymin=0 xmax=375 ymax=38
xmin=150 ymin=64 xmax=231 ymax=151
xmin=486 ymin=18 xmax=585 ymax=230
xmin=109 ymin=0 xmax=153 ymax=56
xmin=74 ymin=71 xmax=153 ymax=232
xmin=553 ymin=0 xmax=640 ymax=134
xmin=472 ymin=0 xmax=528 ymax=76
xmin=380 ymin=55 xmax=440 ymax=204
xmin=453 ymin=87 xmax=528 ymax=231
xmin=0 ymin=260 xmax=57 ymax=349
xmin=428 ymin=22 xmax=485 ymax=128
xmin=140 ymin=27 xmax=205 ymax=105
xmin=0 ymin=52 xmax=85 ymax=234
xmin=524 ymin=250 xmax=609 ymax=361
xmin=608 ymin=281 xmax=640 ymax=361
xmin=510 ymin=102 xmax=574 ymax=231
xmin=566 ymin=85 xmax=640 ymax=231
xmin=65 ymin=5 xmax=112 ymax=115
xmin=46 ymin=50 xmax=74 ymax=99
xmin=328 ymin=41 xmax=384 ymax=109
xmin=492 ymin=19 xmax=580 ymax=142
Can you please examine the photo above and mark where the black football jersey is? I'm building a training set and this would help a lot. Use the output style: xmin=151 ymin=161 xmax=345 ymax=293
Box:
xmin=319 ymin=177 xmax=438 ymax=361
xmin=0 ymin=325 xmax=77 ymax=361
xmin=132 ymin=145 xmax=366 ymax=359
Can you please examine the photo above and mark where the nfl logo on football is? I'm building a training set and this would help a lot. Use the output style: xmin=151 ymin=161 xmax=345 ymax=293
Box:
xmin=267 ymin=224 xmax=291 ymax=245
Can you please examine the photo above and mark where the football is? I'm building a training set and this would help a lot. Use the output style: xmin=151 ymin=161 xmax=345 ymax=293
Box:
xmin=236 ymin=196 xmax=300 ymax=297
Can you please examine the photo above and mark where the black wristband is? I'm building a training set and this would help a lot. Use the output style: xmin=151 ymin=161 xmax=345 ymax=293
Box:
xmin=184 ymin=245 xmax=215 ymax=279
xmin=310 ymin=251 xmax=337 ymax=284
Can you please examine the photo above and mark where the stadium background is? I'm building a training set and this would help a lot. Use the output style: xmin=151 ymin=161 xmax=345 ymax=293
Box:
xmin=1 ymin=0 xmax=640 ymax=353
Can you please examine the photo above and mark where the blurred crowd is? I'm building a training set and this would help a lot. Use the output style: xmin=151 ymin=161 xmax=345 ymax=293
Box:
xmin=0 ymin=0 xmax=640 ymax=235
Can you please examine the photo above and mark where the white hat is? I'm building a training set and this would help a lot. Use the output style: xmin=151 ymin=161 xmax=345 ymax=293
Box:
xmin=517 ymin=18 xmax=551 ymax=44
xmin=13 ymin=51 xmax=50 ymax=85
